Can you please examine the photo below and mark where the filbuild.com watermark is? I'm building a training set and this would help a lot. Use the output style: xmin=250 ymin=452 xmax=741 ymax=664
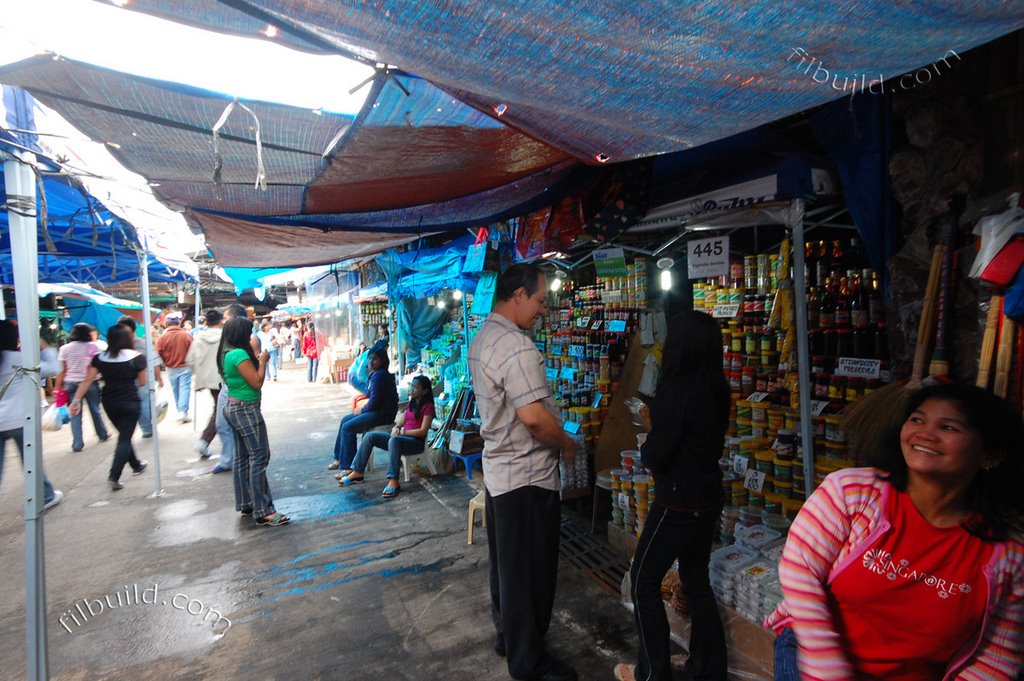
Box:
xmin=787 ymin=47 xmax=961 ymax=97
xmin=57 ymin=583 xmax=230 ymax=634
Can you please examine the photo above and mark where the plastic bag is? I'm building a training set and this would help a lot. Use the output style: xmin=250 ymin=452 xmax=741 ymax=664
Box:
xmin=349 ymin=350 xmax=370 ymax=394
xmin=155 ymin=389 xmax=169 ymax=424
xmin=41 ymin=404 xmax=63 ymax=431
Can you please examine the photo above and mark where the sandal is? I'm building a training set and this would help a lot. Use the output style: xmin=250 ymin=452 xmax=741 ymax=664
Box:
xmin=327 ymin=461 xmax=341 ymax=470
xmin=381 ymin=484 xmax=400 ymax=499
xmin=333 ymin=469 xmax=355 ymax=480
xmin=255 ymin=512 xmax=290 ymax=527
xmin=338 ymin=474 xmax=364 ymax=486
xmin=240 ymin=508 xmax=253 ymax=516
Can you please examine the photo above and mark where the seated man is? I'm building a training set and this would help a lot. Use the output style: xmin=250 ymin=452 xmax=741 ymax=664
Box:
xmin=337 ymin=375 xmax=435 ymax=498
xmin=329 ymin=349 xmax=397 ymax=472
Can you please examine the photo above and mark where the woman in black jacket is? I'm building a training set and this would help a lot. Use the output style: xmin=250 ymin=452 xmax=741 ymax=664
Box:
xmin=615 ymin=311 xmax=731 ymax=681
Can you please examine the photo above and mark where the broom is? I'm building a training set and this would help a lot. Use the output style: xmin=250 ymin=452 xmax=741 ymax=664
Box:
xmin=976 ymin=294 xmax=1002 ymax=390
xmin=841 ymin=243 xmax=945 ymax=464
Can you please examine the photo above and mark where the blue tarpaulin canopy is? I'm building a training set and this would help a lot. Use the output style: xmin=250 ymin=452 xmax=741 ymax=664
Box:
xmin=0 ymin=2 xmax=1019 ymax=270
xmin=377 ymin=233 xmax=480 ymax=301
xmin=0 ymin=86 xmax=193 ymax=285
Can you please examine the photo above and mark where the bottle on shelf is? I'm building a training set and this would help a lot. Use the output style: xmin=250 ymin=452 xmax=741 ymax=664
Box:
xmin=818 ymin=276 xmax=836 ymax=330
xmin=850 ymin=271 xmax=869 ymax=329
xmin=835 ymin=276 xmax=851 ymax=329
xmin=868 ymin=270 xmax=884 ymax=325
xmin=806 ymin=287 xmax=819 ymax=329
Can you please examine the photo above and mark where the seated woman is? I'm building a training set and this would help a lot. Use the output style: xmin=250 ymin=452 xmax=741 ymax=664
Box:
xmin=338 ymin=375 xmax=435 ymax=499
xmin=329 ymin=348 xmax=398 ymax=473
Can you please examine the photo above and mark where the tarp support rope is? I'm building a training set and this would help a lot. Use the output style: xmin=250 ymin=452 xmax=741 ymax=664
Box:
xmin=0 ymin=364 xmax=41 ymax=402
xmin=29 ymin=167 xmax=54 ymax=253
xmin=3 ymin=187 xmax=55 ymax=253
xmin=211 ymin=97 xmax=267 ymax=200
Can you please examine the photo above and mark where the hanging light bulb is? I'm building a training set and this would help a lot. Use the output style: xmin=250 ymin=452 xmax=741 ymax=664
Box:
xmin=452 ymin=289 xmax=463 ymax=301
xmin=550 ymin=270 xmax=567 ymax=292
xmin=656 ymin=257 xmax=675 ymax=292
xmin=437 ymin=299 xmax=447 ymax=309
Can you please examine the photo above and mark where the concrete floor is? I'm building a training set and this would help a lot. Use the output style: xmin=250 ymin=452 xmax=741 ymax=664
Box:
xmin=0 ymin=361 xmax=639 ymax=680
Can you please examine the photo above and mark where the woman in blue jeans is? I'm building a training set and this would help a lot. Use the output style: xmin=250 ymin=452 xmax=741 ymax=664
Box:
xmin=614 ymin=311 xmax=731 ymax=681
xmin=219 ymin=316 xmax=288 ymax=527
xmin=328 ymin=348 xmax=398 ymax=473
xmin=339 ymin=375 xmax=435 ymax=497
xmin=56 ymin=323 xmax=109 ymax=451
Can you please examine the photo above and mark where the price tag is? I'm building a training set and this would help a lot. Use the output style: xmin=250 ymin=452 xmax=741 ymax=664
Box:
xmin=591 ymin=320 xmax=603 ymax=331
xmin=545 ymin=368 xmax=558 ymax=381
xmin=576 ymin=316 xmax=591 ymax=328
xmin=617 ymin=492 xmax=631 ymax=511
xmin=568 ymin=345 xmax=586 ymax=358
xmin=744 ymin=469 xmax=767 ymax=494
xmin=563 ymin=421 xmax=581 ymax=434
xmin=534 ymin=342 xmax=546 ymax=353
xmin=551 ymin=344 xmax=563 ymax=356
xmin=686 ymin=236 xmax=730 ymax=279
xmin=733 ymin=455 xmax=750 ymax=476
xmin=711 ymin=303 xmax=740 ymax=318
xmin=591 ymin=393 xmax=604 ymax=409
xmin=809 ymin=400 xmax=831 ymax=416
xmin=835 ymin=357 xmax=881 ymax=379
xmin=607 ymin=319 xmax=627 ymax=333
xmin=559 ymin=366 xmax=576 ymax=380
xmin=747 ymin=392 xmax=771 ymax=403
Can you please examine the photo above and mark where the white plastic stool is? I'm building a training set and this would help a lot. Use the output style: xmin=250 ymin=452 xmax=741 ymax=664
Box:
xmin=400 ymin=451 xmax=438 ymax=482
xmin=467 ymin=491 xmax=486 ymax=544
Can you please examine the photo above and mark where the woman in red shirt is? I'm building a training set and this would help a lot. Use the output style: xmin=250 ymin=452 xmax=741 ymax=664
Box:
xmin=768 ymin=383 xmax=1024 ymax=681
xmin=301 ymin=322 xmax=320 ymax=383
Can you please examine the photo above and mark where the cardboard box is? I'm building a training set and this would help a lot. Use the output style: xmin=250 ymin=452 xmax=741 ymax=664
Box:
xmin=449 ymin=430 xmax=484 ymax=454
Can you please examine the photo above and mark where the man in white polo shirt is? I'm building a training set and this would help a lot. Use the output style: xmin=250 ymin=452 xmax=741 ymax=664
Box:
xmin=468 ymin=263 xmax=578 ymax=681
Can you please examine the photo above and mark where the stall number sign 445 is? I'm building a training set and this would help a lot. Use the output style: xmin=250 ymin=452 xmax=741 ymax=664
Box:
xmin=686 ymin=236 xmax=730 ymax=280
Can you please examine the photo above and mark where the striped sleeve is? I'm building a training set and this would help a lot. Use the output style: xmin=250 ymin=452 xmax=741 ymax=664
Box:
xmin=954 ymin=540 xmax=1024 ymax=680
xmin=503 ymin=338 xmax=550 ymax=410
xmin=777 ymin=471 xmax=860 ymax=681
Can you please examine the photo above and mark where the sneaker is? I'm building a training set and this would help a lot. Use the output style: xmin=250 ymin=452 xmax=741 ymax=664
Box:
xmin=193 ymin=440 xmax=211 ymax=458
xmin=133 ymin=461 xmax=148 ymax=475
xmin=141 ymin=432 xmax=153 ymax=439
xmin=211 ymin=465 xmax=231 ymax=474
xmin=72 ymin=447 xmax=83 ymax=453
xmin=109 ymin=480 xmax=124 ymax=491
xmin=177 ymin=413 xmax=192 ymax=424
xmin=43 ymin=490 xmax=64 ymax=511
xmin=98 ymin=435 xmax=110 ymax=443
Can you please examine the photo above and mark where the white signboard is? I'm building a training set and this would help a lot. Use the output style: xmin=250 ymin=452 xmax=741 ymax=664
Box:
xmin=687 ymin=236 xmax=730 ymax=279
xmin=835 ymin=357 xmax=882 ymax=380
xmin=711 ymin=303 xmax=740 ymax=318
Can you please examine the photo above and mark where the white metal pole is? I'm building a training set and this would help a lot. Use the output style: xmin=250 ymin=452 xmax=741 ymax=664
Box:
xmin=790 ymin=199 xmax=815 ymax=499
xmin=192 ymin=274 xmax=200 ymax=430
xmin=138 ymin=252 xmax=163 ymax=497
xmin=5 ymin=149 xmax=49 ymax=680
